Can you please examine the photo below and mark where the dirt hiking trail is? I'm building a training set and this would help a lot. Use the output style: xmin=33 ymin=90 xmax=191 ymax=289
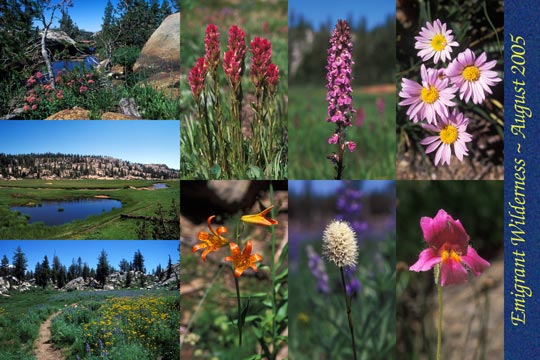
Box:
xmin=34 ymin=310 xmax=65 ymax=360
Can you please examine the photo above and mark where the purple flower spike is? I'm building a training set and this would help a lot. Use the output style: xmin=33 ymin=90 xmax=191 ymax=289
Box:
xmin=344 ymin=265 xmax=362 ymax=297
xmin=326 ymin=20 xmax=355 ymax=126
xmin=307 ymin=245 xmax=330 ymax=294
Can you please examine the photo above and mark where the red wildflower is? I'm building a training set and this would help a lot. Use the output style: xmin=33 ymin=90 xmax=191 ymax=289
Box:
xmin=223 ymin=25 xmax=246 ymax=90
xmin=204 ymin=24 xmax=220 ymax=72
xmin=250 ymin=37 xmax=272 ymax=88
xmin=188 ymin=57 xmax=207 ymax=103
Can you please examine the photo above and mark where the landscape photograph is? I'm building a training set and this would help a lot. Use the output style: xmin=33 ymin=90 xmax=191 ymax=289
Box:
xmin=0 ymin=0 xmax=180 ymax=120
xmin=0 ymin=121 xmax=180 ymax=240
xmin=0 ymin=240 xmax=180 ymax=359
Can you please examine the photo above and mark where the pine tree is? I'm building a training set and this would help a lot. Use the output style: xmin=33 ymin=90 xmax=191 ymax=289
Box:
xmin=133 ymin=250 xmax=144 ymax=272
xmin=51 ymin=255 xmax=61 ymax=286
xmin=119 ymin=258 xmax=130 ymax=272
xmin=57 ymin=265 xmax=67 ymax=288
xmin=42 ymin=255 xmax=50 ymax=287
xmin=59 ymin=8 xmax=79 ymax=39
xmin=12 ymin=246 xmax=27 ymax=282
xmin=125 ymin=270 xmax=132 ymax=288
xmin=96 ymin=249 xmax=110 ymax=287
xmin=82 ymin=263 xmax=90 ymax=280
xmin=166 ymin=255 xmax=172 ymax=280
xmin=0 ymin=255 xmax=9 ymax=276
xmin=35 ymin=262 xmax=44 ymax=288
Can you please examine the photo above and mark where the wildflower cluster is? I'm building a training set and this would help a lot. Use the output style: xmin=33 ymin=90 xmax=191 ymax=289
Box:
xmin=399 ymin=19 xmax=501 ymax=166
xmin=187 ymin=24 xmax=281 ymax=177
xmin=54 ymin=295 xmax=179 ymax=358
xmin=191 ymin=205 xmax=278 ymax=347
xmin=22 ymin=69 xmax=100 ymax=119
xmin=326 ymin=19 xmax=356 ymax=179
xmin=192 ymin=206 xmax=278 ymax=276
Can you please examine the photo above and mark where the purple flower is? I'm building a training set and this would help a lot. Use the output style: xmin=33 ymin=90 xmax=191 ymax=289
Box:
xmin=326 ymin=20 xmax=355 ymax=126
xmin=307 ymin=245 xmax=330 ymax=294
xmin=344 ymin=265 xmax=361 ymax=297
xmin=328 ymin=134 xmax=339 ymax=144
xmin=335 ymin=181 xmax=368 ymax=235
xmin=86 ymin=342 xmax=91 ymax=355
xmin=398 ymin=64 xmax=457 ymax=124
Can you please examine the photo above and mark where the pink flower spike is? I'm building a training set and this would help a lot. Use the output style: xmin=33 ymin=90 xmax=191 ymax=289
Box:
xmin=409 ymin=209 xmax=490 ymax=287
xmin=345 ymin=141 xmax=356 ymax=152
xmin=328 ymin=134 xmax=339 ymax=144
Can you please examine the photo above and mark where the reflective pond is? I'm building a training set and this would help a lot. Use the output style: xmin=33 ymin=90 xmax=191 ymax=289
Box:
xmin=151 ymin=183 xmax=169 ymax=189
xmin=10 ymin=198 xmax=122 ymax=226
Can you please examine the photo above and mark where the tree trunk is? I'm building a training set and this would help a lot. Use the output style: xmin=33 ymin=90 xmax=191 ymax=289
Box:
xmin=41 ymin=25 xmax=56 ymax=90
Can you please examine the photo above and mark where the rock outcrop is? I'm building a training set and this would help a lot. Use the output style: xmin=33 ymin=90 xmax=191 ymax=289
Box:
xmin=133 ymin=13 xmax=180 ymax=74
xmin=45 ymin=107 xmax=90 ymax=120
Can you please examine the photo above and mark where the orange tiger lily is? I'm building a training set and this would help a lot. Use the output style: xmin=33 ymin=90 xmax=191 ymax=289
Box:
xmin=240 ymin=206 xmax=278 ymax=226
xmin=224 ymin=240 xmax=263 ymax=278
xmin=192 ymin=215 xmax=229 ymax=261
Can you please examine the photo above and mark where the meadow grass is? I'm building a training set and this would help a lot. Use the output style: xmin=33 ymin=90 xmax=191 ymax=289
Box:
xmin=0 ymin=180 xmax=179 ymax=239
xmin=0 ymin=289 xmax=178 ymax=359
xmin=289 ymin=236 xmax=396 ymax=359
xmin=289 ymin=86 xmax=395 ymax=179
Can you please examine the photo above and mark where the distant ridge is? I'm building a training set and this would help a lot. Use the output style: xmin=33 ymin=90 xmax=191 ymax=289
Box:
xmin=0 ymin=153 xmax=179 ymax=180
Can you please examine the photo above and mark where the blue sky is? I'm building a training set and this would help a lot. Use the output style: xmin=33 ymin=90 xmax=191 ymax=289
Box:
xmin=0 ymin=121 xmax=180 ymax=170
xmin=289 ymin=180 xmax=395 ymax=196
xmin=289 ymin=0 xmax=395 ymax=30
xmin=0 ymin=240 xmax=179 ymax=273
xmin=33 ymin=0 xmax=177 ymax=33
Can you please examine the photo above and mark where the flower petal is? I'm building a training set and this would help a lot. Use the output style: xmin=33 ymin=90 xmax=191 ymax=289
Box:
xmin=229 ymin=242 xmax=241 ymax=257
xmin=461 ymin=246 xmax=490 ymax=275
xmin=410 ymin=248 xmax=441 ymax=272
xmin=440 ymin=258 xmax=469 ymax=286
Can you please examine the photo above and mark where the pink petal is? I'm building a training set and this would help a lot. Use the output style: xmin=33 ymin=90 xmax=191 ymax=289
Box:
xmin=461 ymin=246 xmax=490 ymax=275
xmin=440 ymin=258 xmax=469 ymax=286
xmin=410 ymin=248 xmax=441 ymax=272
xmin=420 ymin=209 xmax=469 ymax=251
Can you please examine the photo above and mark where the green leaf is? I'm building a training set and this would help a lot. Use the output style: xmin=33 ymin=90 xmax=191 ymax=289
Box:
xmin=209 ymin=164 xmax=221 ymax=179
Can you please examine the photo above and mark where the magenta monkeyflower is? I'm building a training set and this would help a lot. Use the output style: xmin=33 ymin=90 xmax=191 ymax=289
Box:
xmin=410 ymin=209 xmax=490 ymax=286
xmin=446 ymin=49 xmax=502 ymax=104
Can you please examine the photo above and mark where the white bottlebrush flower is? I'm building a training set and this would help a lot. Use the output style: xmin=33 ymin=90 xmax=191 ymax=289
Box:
xmin=322 ymin=220 xmax=358 ymax=267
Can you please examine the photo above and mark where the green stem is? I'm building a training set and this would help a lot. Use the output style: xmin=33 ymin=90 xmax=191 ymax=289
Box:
xmin=340 ymin=267 xmax=357 ymax=360
xmin=437 ymin=281 xmax=443 ymax=360
xmin=270 ymin=186 xmax=277 ymax=358
xmin=234 ymin=271 xmax=243 ymax=347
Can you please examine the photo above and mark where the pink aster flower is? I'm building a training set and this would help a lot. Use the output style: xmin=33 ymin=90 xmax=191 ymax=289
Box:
xmin=328 ymin=134 xmax=338 ymax=144
xmin=415 ymin=19 xmax=459 ymax=64
xmin=420 ymin=109 xmax=472 ymax=166
xmin=398 ymin=64 xmax=457 ymax=124
xmin=410 ymin=209 xmax=490 ymax=286
xmin=446 ymin=48 xmax=502 ymax=104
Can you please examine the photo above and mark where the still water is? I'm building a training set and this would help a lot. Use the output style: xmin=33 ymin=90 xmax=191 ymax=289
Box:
xmin=10 ymin=198 xmax=122 ymax=226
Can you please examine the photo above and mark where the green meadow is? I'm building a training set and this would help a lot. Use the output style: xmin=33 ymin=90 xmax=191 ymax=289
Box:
xmin=289 ymin=86 xmax=395 ymax=180
xmin=0 ymin=180 xmax=179 ymax=240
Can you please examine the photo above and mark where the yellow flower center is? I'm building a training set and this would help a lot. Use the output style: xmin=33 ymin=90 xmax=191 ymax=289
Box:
xmin=439 ymin=125 xmax=459 ymax=144
xmin=431 ymin=34 xmax=447 ymax=51
xmin=441 ymin=248 xmax=461 ymax=264
xmin=420 ymin=85 xmax=439 ymax=104
xmin=462 ymin=65 xmax=481 ymax=81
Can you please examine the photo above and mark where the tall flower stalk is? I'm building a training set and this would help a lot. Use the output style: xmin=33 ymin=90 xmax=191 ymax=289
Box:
xmin=322 ymin=220 xmax=359 ymax=359
xmin=326 ymin=20 xmax=356 ymax=179
xmin=187 ymin=23 xmax=281 ymax=178
xmin=224 ymin=25 xmax=247 ymax=167
xmin=409 ymin=209 xmax=490 ymax=359
xmin=204 ymin=24 xmax=226 ymax=171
